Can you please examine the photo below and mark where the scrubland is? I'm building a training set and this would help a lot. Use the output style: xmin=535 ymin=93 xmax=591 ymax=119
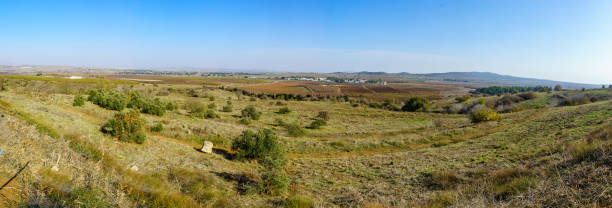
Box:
xmin=0 ymin=75 xmax=610 ymax=207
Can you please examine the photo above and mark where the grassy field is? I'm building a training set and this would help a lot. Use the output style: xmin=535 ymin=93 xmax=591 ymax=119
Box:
xmin=0 ymin=75 xmax=610 ymax=207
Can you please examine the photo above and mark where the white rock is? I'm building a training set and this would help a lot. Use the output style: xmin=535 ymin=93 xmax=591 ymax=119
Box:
xmin=130 ymin=165 xmax=138 ymax=172
xmin=201 ymin=141 xmax=213 ymax=153
xmin=51 ymin=165 xmax=59 ymax=172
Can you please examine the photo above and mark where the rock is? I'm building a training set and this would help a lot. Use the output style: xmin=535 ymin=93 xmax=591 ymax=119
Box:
xmin=201 ymin=141 xmax=213 ymax=153
xmin=51 ymin=165 xmax=59 ymax=172
xmin=130 ymin=165 xmax=138 ymax=172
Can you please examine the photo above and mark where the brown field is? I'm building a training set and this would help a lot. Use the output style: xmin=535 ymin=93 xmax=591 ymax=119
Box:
xmin=238 ymin=80 xmax=471 ymax=101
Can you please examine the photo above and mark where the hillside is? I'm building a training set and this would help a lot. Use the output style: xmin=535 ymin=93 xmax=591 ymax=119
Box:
xmin=0 ymin=75 xmax=610 ymax=207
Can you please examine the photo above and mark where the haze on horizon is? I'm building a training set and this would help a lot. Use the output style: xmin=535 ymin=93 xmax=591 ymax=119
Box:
xmin=1 ymin=0 xmax=611 ymax=84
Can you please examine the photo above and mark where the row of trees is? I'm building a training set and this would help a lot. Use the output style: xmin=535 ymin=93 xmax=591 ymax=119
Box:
xmin=85 ymin=90 xmax=176 ymax=116
xmin=475 ymin=86 xmax=552 ymax=95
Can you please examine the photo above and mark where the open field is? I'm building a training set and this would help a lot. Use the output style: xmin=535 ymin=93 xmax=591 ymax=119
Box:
xmin=0 ymin=75 xmax=610 ymax=207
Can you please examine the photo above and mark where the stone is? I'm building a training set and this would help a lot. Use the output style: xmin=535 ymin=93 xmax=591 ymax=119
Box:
xmin=130 ymin=165 xmax=138 ymax=172
xmin=201 ymin=141 xmax=213 ymax=153
xmin=51 ymin=165 xmax=59 ymax=172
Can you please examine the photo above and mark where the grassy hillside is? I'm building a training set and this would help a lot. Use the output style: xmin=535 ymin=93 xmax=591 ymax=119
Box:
xmin=0 ymin=75 xmax=610 ymax=207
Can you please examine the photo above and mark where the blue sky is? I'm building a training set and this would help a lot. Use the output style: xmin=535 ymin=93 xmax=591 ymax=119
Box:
xmin=1 ymin=0 xmax=611 ymax=84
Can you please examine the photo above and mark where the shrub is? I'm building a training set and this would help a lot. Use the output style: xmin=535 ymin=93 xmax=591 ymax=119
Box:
xmin=402 ymin=97 xmax=428 ymax=112
xmin=241 ymin=105 xmax=261 ymax=120
xmin=284 ymin=195 xmax=314 ymax=208
xmin=101 ymin=110 xmax=146 ymax=144
xmin=88 ymin=89 xmax=128 ymax=111
xmin=151 ymin=123 xmax=163 ymax=132
xmin=128 ymin=92 xmax=167 ymax=116
xmin=316 ymin=111 xmax=329 ymax=121
xmin=284 ymin=122 xmax=305 ymax=137
xmin=204 ymin=109 xmax=219 ymax=119
xmin=209 ymin=96 xmax=215 ymax=101
xmin=222 ymin=101 xmax=233 ymax=112
xmin=425 ymin=170 xmax=462 ymax=189
xmin=517 ymin=91 xmax=537 ymax=100
xmin=307 ymin=118 xmax=326 ymax=129
xmin=471 ymin=107 xmax=501 ymax=123
xmin=73 ymin=94 xmax=86 ymax=106
xmin=455 ymin=95 xmax=472 ymax=103
xmin=278 ymin=107 xmax=291 ymax=114
xmin=186 ymin=101 xmax=206 ymax=117
xmin=239 ymin=117 xmax=252 ymax=125
xmin=207 ymin=102 xmax=217 ymax=110
xmin=232 ymin=129 xmax=283 ymax=160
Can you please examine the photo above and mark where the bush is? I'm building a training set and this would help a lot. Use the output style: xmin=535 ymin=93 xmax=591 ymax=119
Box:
xmin=101 ymin=110 xmax=146 ymax=144
xmin=316 ymin=111 xmax=329 ymax=121
xmin=284 ymin=122 xmax=305 ymax=137
xmin=307 ymin=118 xmax=326 ymax=129
xmin=207 ymin=102 xmax=217 ymax=110
xmin=88 ymin=89 xmax=128 ymax=111
xmin=222 ymin=101 xmax=233 ymax=112
xmin=204 ymin=109 xmax=219 ymax=118
xmin=128 ymin=92 xmax=167 ymax=116
xmin=402 ymin=97 xmax=428 ymax=112
xmin=151 ymin=123 xmax=163 ymax=132
xmin=455 ymin=95 xmax=472 ymax=103
xmin=73 ymin=94 xmax=86 ymax=106
xmin=471 ymin=107 xmax=501 ymax=123
xmin=209 ymin=96 xmax=215 ymax=101
xmin=425 ymin=170 xmax=462 ymax=189
xmin=517 ymin=91 xmax=537 ymax=100
xmin=278 ymin=107 xmax=291 ymax=114
xmin=186 ymin=101 xmax=206 ymax=117
xmin=232 ymin=129 xmax=283 ymax=160
xmin=239 ymin=117 xmax=252 ymax=125
xmin=241 ymin=105 xmax=261 ymax=120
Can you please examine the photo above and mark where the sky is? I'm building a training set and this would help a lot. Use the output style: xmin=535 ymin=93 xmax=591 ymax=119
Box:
xmin=0 ymin=0 xmax=611 ymax=84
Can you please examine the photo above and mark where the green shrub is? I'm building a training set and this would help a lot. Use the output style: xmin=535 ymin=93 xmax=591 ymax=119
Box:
xmin=307 ymin=118 xmax=326 ymax=129
xmin=222 ymin=100 xmax=233 ymax=112
xmin=209 ymin=96 xmax=215 ymax=101
xmin=278 ymin=107 xmax=291 ymax=114
xmin=101 ymin=110 xmax=146 ymax=144
xmin=239 ymin=117 xmax=252 ymax=125
xmin=73 ymin=94 xmax=86 ymax=106
xmin=186 ymin=101 xmax=206 ymax=117
xmin=284 ymin=122 xmax=305 ymax=137
xmin=232 ymin=129 xmax=283 ymax=160
xmin=494 ymin=176 xmax=534 ymax=200
xmin=204 ymin=109 xmax=219 ymax=119
xmin=88 ymin=89 xmax=128 ymax=111
xmin=127 ymin=92 xmax=167 ymax=116
xmin=241 ymin=105 xmax=261 ymax=120
xmin=151 ymin=123 xmax=163 ymax=132
xmin=402 ymin=97 xmax=429 ymax=112
xmin=425 ymin=170 xmax=462 ymax=189
xmin=260 ymin=165 xmax=288 ymax=196
xmin=207 ymin=102 xmax=217 ymax=110
xmin=471 ymin=108 xmax=501 ymax=123
xmin=284 ymin=195 xmax=314 ymax=208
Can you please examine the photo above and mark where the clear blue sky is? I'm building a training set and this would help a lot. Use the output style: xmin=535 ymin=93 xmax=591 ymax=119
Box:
xmin=1 ymin=0 xmax=611 ymax=84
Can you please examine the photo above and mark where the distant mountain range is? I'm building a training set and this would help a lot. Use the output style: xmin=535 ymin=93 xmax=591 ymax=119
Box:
xmin=353 ymin=71 xmax=600 ymax=89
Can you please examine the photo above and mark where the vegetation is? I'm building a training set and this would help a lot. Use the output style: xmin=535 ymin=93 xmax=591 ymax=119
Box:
xmin=241 ymin=105 xmax=262 ymax=120
xmin=402 ymin=96 xmax=428 ymax=112
xmin=476 ymin=86 xmax=551 ymax=95
xmin=101 ymin=110 xmax=146 ymax=144
xmin=72 ymin=94 xmax=86 ymax=106
xmin=471 ymin=107 xmax=501 ymax=123
xmin=88 ymin=89 xmax=129 ymax=111
xmin=222 ymin=100 xmax=233 ymax=112
xmin=278 ymin=106 xmax=291 ymax=114
xmin=307 ymin=118 xmax=326 ymax=129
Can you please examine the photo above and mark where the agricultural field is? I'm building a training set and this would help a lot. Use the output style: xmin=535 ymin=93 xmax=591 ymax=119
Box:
xmin=0 ymin=74 xmax=610 ymax=207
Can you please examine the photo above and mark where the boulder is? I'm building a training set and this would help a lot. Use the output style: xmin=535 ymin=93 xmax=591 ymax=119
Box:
xmin=130 ymin=165 xmax=138 ymax=172
xmin=201 ymin=141 xmax=213 ymax=153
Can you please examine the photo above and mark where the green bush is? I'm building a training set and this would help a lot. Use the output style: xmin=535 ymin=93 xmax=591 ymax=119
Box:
xmin=73 ymin=94 xmax=86 ymax=106
xmin=101 ymin=110 xmax=146 ymax=144
xmin=241 ymin=105 xmax=261 ymax=120
xmin=278 ymin=107 xmax=291 ymax=114
xmin=307 ymin=118 xmax=326 ymax=129
xmin=186 ymin=101 xmax=206 ymax=117
xmin=232 ymin=129 xmax=283 ymax=160
xmin=471 ymin=108 xmax=501 ymax=123
xmin=222 ymin=104 xmax=233 ymax=112
xmin=127 ymin=92 xmax=168 ymax=116
xmin=209 ymin=96 xmax=215 ymax=101
xmin=88 ymin=89 xmax=128 ymax=111
xmin=204 ymin=109 xmax=219 ymax=119
xmin=284 ymin=122 xmax=305 ymax=137
xmin=151 ymin=123 xmax=163 ymax=132
xmin=239 ymin=117 xmax=252 ymax=125
xmin=402 ymin=97 xmax=428 ymax=112
xmin=207 ymin=102 xmax=217 ymax=110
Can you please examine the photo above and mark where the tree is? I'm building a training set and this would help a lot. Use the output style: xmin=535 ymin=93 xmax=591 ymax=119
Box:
xmin=402 ymin=97 xmax=429 ymax=112
xmin=554 ymin=84 xmax=563 ymax=91
xmin=101 ymin=110 xmax=146 ymax=144
xmin=73 ymin=94 xmax=86 ymax=106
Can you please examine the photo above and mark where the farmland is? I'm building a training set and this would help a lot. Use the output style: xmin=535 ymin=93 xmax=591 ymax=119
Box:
xmin=0 ymin=74 xmax=610 ymax=207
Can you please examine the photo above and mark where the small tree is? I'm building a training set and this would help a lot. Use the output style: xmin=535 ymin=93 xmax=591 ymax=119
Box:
xmin=402 ymin=97 xmax=428 ymax=112
xmin=284 ymin=122 xmax=305 ymax=137
xmin=73 ymin=94 xmax=86 ymax=106
xmin=554 ymin=84 xmax=563 ymax=91
xmin=278 ymin=107 xmax=291 ymax=114
xmin=316 ymin=111 xmax=329 ymax=121
xmin=241 ymin=105 xmax=261 ymax=120
xmin=186 ymin=101 xmax=206 ymax=117
xmin=101 ymin=110 xmax=146 ymax=144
